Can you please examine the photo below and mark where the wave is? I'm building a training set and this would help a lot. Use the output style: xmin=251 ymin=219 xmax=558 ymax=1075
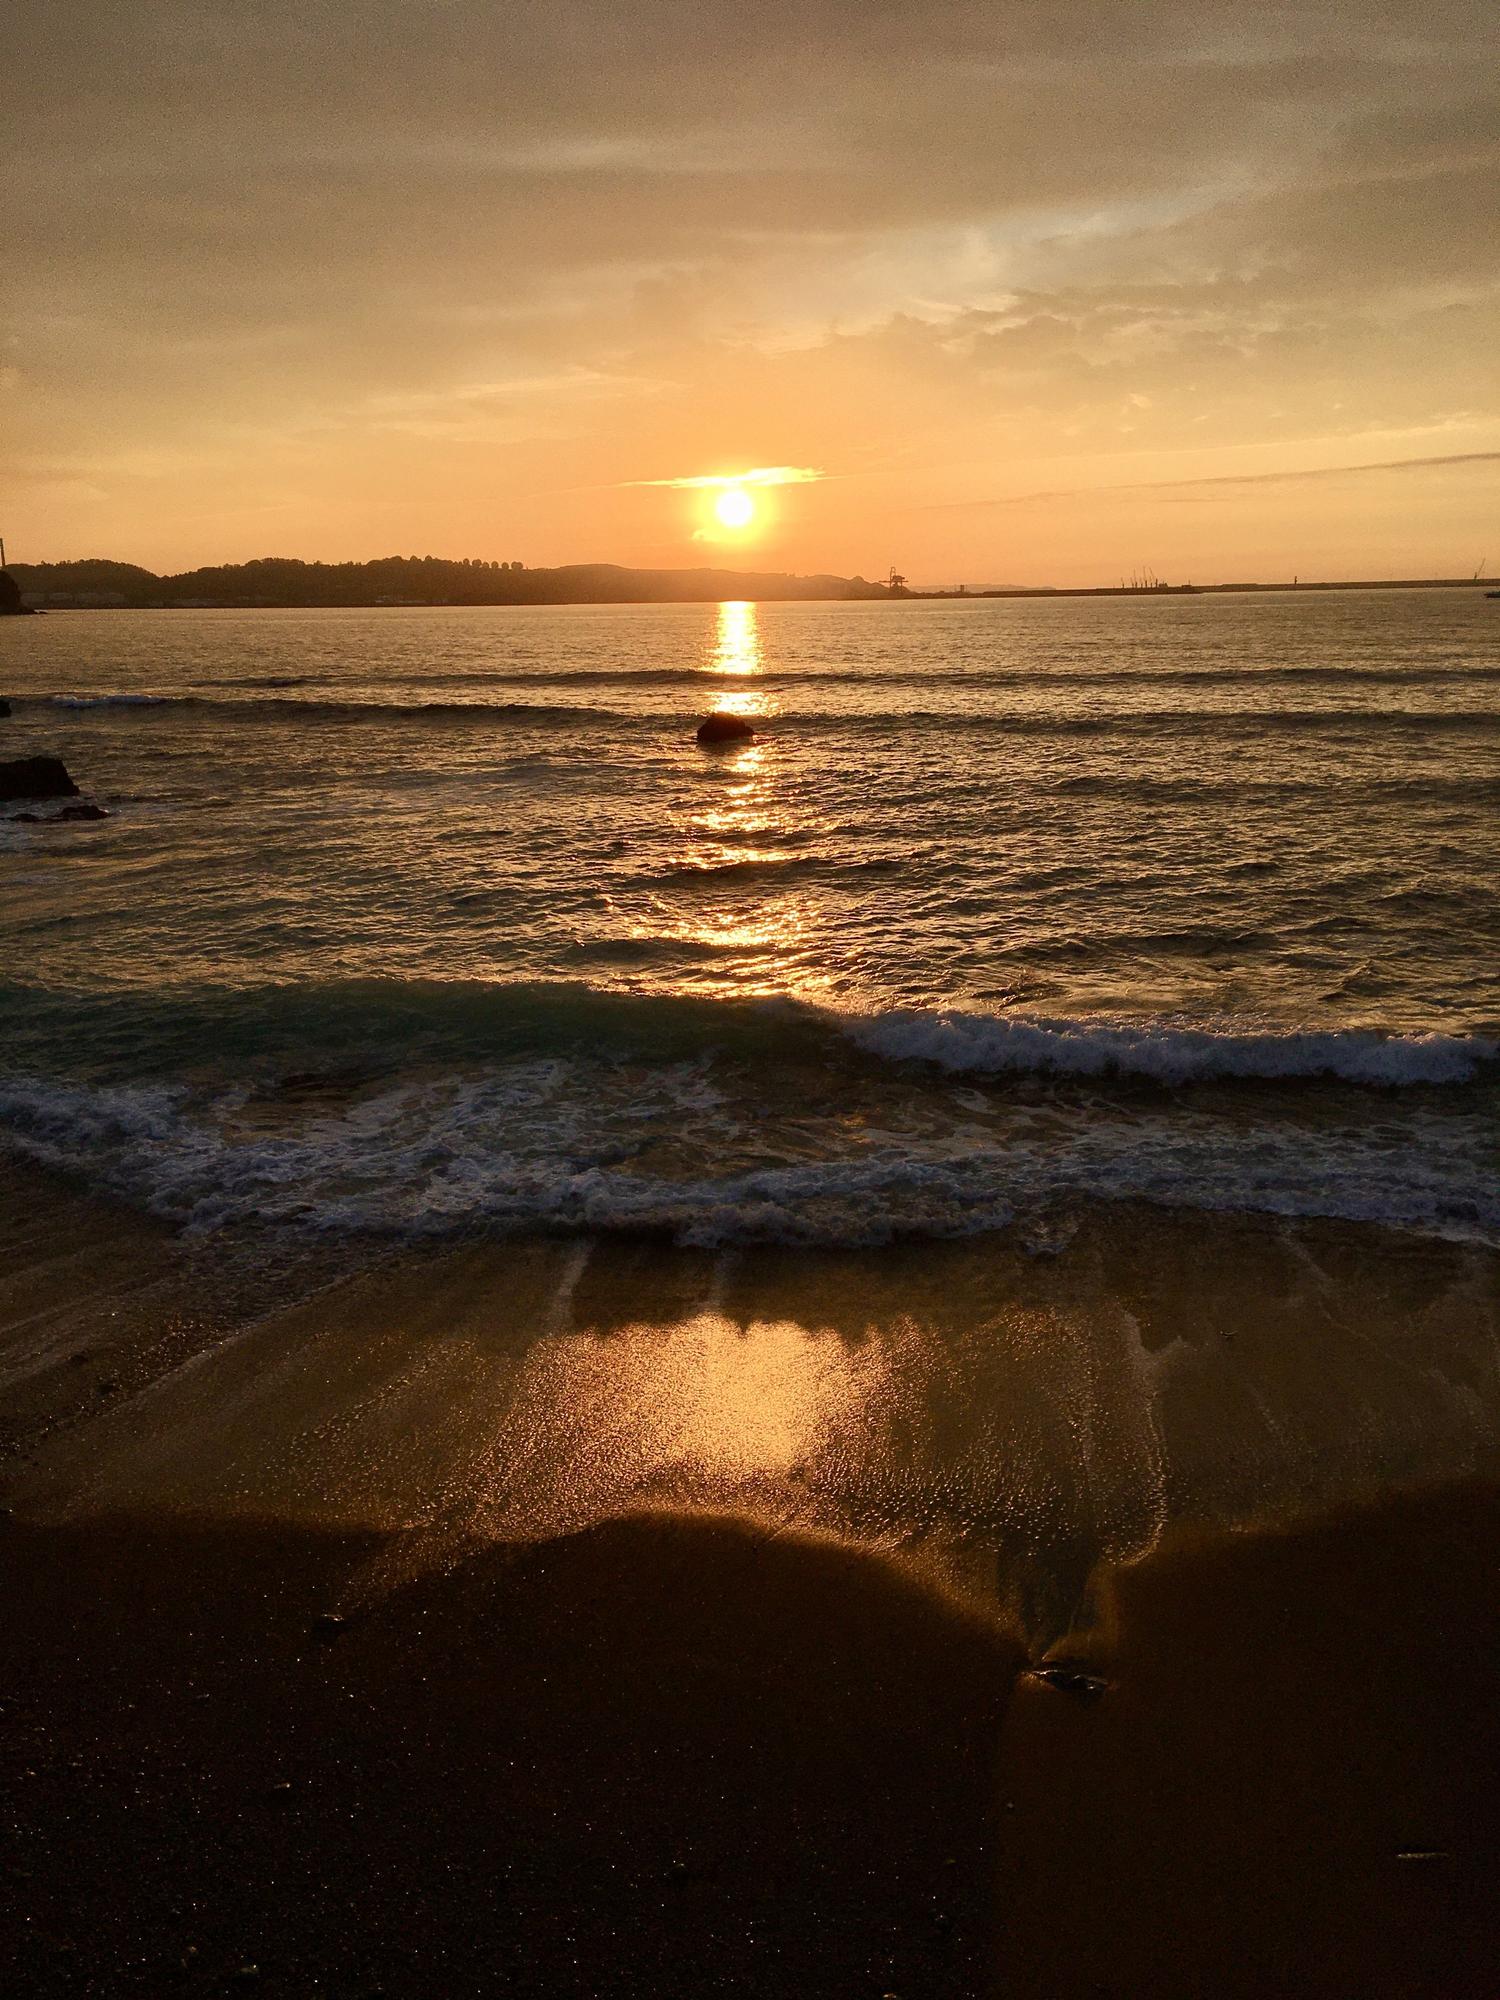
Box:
xmin=0 ymin=979 xmax=1492 ymax=1091
xmin=199 ymin=662 xmax=1500 ymax=692
xmin=645 ymin=854 xmax=902 ymax=889
xmin=41 ymin=692 xmax=170 ymax=709
xmin=13 ymin=693 xmax=619 ymax=726
xmin=12 ymin=692 xmax=1498 ymax=736
xmin=0 ymin=984 xmax=1494 ymax=1246
xmin=1049 ymin=774 xmax=1500 ymax=803
xmin=0 ymin=1054 xmax=1494 ymax=1249
xmin=0 ymin=978 xmax=836 ymax=1079
xmin=849 ymin=1010 xmax=1497 ymax=1086
xmin=203 ymin=674 xmax=313 ymax=689
xmin=500 ymin=660 xmax=1500 ymax=690
xmin=883 ymin=707 xmax=1500 ymax=736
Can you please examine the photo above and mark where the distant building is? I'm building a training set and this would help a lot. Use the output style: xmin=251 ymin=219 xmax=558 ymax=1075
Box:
xmin=32 ymin=589 xmax=128 ymax=607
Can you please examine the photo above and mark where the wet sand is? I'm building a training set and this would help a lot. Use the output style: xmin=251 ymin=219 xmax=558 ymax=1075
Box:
xmin=3 ymin=1157 xmax=1499 ymax=1994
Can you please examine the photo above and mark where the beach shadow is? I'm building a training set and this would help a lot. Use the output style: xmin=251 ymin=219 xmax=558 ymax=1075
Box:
xmin=995 ymin=1481 xmax=1500 ymax=1999
xmin=0 ymin=1505 xmax=1019 ymax=1997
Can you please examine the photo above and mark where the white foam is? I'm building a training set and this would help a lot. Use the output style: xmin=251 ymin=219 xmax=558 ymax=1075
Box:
xmin=0 ymin=1060 xmax=1494 ymax=1251
xmin=847 ymin=1010 xmax=1496 ymax=1087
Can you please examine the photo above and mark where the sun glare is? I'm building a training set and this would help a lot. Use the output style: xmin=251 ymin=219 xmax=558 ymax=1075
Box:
xmin=714 ymin=487 xmax=756 ymax=531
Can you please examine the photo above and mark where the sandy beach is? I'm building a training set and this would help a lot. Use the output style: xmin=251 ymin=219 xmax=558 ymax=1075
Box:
xmin=4 ymin=1155 xmax=1498 ymax=1995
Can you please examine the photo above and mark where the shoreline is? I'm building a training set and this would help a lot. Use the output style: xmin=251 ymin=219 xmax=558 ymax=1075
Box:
xmin=913 ymin=574 xmax=1500 ymax=598
xmin=5 ymin=1154 xmax=1497 ymax=1550
xmin=4 ymin=1158 xmax=1499 ymax=1992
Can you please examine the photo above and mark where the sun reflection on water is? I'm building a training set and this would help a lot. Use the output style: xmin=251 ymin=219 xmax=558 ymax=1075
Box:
xmin=658 ymin=602 xmax=829 ymax=993
xmin=709 ymin=599 xmax=761 ymax=676
xmin=706 ymin=599 xmax=778 ymax=720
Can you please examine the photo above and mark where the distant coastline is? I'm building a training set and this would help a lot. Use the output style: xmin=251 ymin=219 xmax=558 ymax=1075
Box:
xmin=7 ymin=556 xmax=893 ymax=612
xmin=913 ymin=576 xmax=1497 ymax=600
xmin=6 ymin=554 xmax=1495 ymax=610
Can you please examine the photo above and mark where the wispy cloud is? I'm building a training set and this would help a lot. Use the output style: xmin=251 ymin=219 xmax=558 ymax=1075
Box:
xmin=623 ymin=465 xmax=826 ymax=490
xmin=929 ymin=449 xmax=1500 ymax=510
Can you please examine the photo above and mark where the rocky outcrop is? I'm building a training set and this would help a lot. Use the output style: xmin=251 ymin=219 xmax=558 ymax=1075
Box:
xmin=0 ymin=755 xmax=81 ymax=800
xmin=696 ymin=713 xmax=757 ymax=745
xmin=0 ymin=571 xmax=35 ymax=616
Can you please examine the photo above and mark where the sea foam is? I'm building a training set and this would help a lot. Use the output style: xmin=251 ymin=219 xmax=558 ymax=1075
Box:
xmin=846 ymin=1011 xmax=1497 ymax=1087
xmin=0 ymin=1045 xmax=1495 ymax=1250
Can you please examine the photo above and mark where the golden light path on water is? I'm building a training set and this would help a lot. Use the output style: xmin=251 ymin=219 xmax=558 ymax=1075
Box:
xmin=707 ymin=598 xmax=770 ymax=699
xmin=647 ymin=598 xmax=824 ymax=993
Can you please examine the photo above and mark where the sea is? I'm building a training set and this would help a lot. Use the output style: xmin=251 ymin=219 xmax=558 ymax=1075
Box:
xmin=1 ymin=588 xmax=1497 ymax=1253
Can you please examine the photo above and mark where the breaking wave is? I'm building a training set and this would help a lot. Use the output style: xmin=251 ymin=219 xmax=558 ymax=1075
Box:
xmin=849 ymin=1009 xmax=1497 ymax=1086
xmin=11 ymin=692 xmax=1498 ymax=736
xmin=0 ymin=1059 xmax=1493 ymax=1249
xmin=0 ymin=983 xmax=1494 ymax=1248
xmin=0 ymin=979 xmax=1492 ymax=1089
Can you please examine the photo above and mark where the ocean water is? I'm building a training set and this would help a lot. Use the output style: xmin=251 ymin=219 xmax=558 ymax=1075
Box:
xmin=1 ymin=591 xmax=1496 ymax=1249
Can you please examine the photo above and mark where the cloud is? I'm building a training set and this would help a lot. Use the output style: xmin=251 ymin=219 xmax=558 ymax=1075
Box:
xmin=3 ymin=0 xmax=1498 ymax=573
xmin=623 ymin=466 xmax=825 ymax=489
xmin=926 ymin=451 xmax=1500 ymax=510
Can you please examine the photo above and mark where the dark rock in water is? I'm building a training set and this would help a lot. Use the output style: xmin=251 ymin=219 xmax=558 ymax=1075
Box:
xmin=696 ymin=712 xmax=756 ymax=745
xmin=1025 ymin=1662 xmax=1110 ymax=1700
xmin=0 ymin=698 xmax=11 ymax=717
xmin=7 ymin=795 xmax=108 ymax=824
xmin=9 ymin=798 xmax=110 ymax=824
xmin=0 ymin=755 xmax=80 ymax=800
xmin=0 ymin=572 xmax=34 ymax=617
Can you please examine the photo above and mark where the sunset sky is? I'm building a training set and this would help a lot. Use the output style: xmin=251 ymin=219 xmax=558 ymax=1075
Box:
xmin=5 ymin=0 xmax=1499 ymax=583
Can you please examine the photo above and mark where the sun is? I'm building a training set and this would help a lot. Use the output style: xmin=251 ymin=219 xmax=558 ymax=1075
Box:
xmin=714 ymin=486 xmax=756 ymax=531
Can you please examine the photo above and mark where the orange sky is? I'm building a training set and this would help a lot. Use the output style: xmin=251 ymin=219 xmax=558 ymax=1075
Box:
xmin=4 ymin=0 xmax=1498 ymax=584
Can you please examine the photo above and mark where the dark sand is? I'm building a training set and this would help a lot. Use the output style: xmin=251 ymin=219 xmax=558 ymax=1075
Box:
xmin=4 ymin=1491 xmax=1499 ymax=1997
xmin=3 ymin=1158 xmax=1499 ymax=1995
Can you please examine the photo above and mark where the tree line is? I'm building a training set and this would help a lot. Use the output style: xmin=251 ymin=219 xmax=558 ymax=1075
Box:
xmin=9 ymin=555 xmax=893 ymax=608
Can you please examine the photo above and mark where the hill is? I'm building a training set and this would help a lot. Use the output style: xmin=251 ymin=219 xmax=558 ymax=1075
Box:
xmin=9 ymin=556 xmax=893 ymax=610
